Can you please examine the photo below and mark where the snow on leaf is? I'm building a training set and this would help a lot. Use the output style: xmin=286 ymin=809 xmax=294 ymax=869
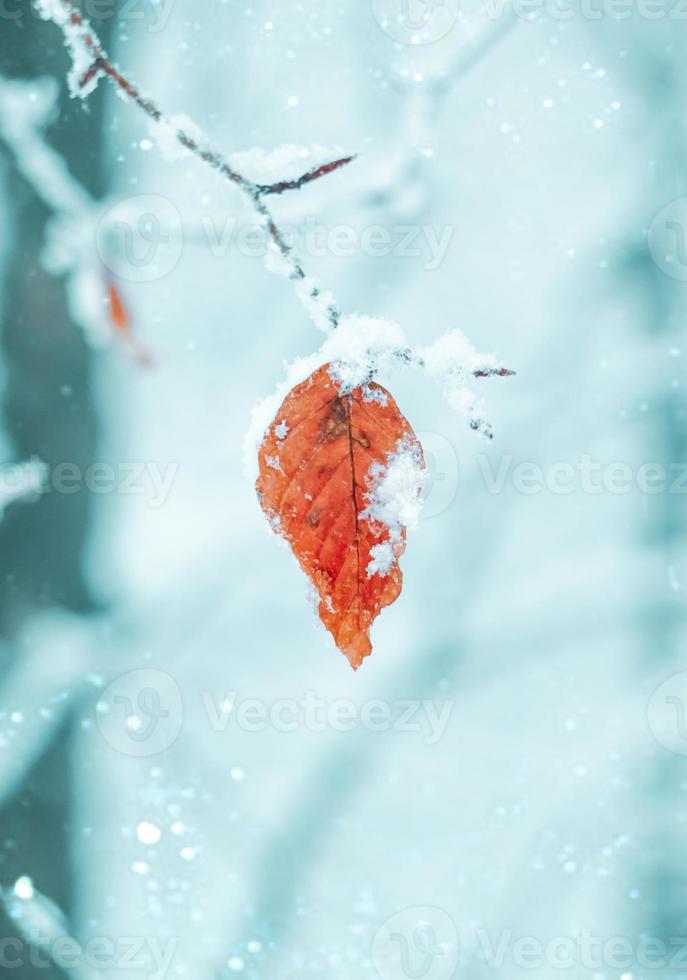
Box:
xmin=243 ymin=314 xmax=408 ymax=482
xmin=256 ymin=363 xmax=425 ymax=670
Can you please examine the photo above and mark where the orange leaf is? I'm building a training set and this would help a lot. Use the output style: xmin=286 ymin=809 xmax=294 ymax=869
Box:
xmin=257 ymin=363 xmax=425 ymax=670
xmin=106 ymin=280 xmax=154 ymax=368
xmin=108 ymin=282 xmax=129 ymax=332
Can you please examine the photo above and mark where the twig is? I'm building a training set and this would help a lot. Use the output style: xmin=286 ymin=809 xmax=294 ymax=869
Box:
xmin=37 ymin=0 xmax=355 ymax=330
xmin=257 ymin=154 xmax=357 ymax=196
xmin=396 ymin=347 xmax=515 ymax=380
xmin=35 ymin=0 xmax=514 ymax=428
xmin=473 ymin=367 xmax=516 ymax=378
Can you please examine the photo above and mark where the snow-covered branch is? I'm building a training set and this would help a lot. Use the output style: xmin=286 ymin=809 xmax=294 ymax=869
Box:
xmin=245 ymin=319 xmax=512 ymax=479
xmin=34 ymin=0 xmax=513 ymax=432
xmin=0 ymin=74 xmax=138 ymax=352
xmin=34 ymin=0 xmax=356 ymax=331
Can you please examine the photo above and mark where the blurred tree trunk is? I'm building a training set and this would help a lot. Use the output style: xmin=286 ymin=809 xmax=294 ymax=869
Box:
xmin=0 ymin=8 xmax=112 ymax=975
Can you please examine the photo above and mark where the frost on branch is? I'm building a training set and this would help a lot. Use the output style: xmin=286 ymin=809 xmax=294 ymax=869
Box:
xmin=35 ymin=0 xmax=357 ymax=332
xmin=228 ymin=144 xmax=353 ymax=189
xmin=244 ymin=315 xmax=408 ymax=478
xmin=150 ymin=113 xmax=207 ymax=162
xmin=0 ymin=75 xmax=102 ymax=344
xmin=417 ymin=328 xmax=504 ymax=439
xmin=0 ymin=75 xmax=88 ymax=215
xmin=34 ymin=0 xmax=101 ymax=98
xmin=245 ymin=317 xmax=508 ymax=478
xmin=0 ymin=74 xmax=149 ymax=353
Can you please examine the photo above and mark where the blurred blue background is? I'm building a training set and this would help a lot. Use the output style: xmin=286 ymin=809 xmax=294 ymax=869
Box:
xmin=0 ymin=1 xmax=686 ymax=978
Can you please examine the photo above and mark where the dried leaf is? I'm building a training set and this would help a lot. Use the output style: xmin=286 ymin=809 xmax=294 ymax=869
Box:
xmin=108 ymin=281 xmax=129 ymax=332
xmin=107 ymin=280 xmax=154 ymax=367
xmin=257 ymin=363 xmax=425 ymax=669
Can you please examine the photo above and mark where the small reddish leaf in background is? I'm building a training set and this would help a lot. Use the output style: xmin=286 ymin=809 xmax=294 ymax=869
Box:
xmin=257 ymin=363 xmax=425 ymax=670
xmin=108 ymin=281 xmax=129 ymax=332
xmin=106 ymin=280 xmax=154 ymax=367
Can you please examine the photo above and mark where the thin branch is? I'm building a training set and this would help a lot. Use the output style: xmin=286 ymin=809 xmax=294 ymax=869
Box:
xmin=38 ymin=0 xmax=355 ymax=329
xmin=474 ymin=367 xmax=517 ymax=378
xmin=36 ymin=0 xmax=514 ymax=430
xmin=397 ymin=348 xmax=515 ymax=380
xmin=257 ymin=154 xmax=357 ymax=196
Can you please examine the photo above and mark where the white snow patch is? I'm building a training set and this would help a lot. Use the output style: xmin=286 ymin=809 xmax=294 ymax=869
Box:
xmin=245 ymin=318 xmax=504 ymax=485
xmin=417 ymin=327 xmax=498 ymax=416
xmin=275 ymin=420 xmax=289 ymax=439
xmin=361 ymin=435 xmax=426 ymax=542
xmin=0 ymin=75 xmax=90 ymax=214
xmin=243 ymin=315 xmax=406 ymax=481
xmin=228 ymin=144 xmax=350 ymax=185
xmin=35 ymin=0 xmax=101 ymax=98
xmin=362 ymin=383 xmax=388 ymax=406
xmin=367 ymin=541 xmax=395 ymax=578
xmin=416 ymin=328 xmax=506 ymax=436
xmin=2 ymin=875 xmax=71 ymax=947
xmin=419 ymin=328 xmax=499 ymax=386
xmin=324 ymin=315 xmax=407 ymax=391
xmin=293 ymin=277 xmax=337 ymax=334
xmin=13 ymin=877 xmax=34 ymax=901
xmin=150 ymin=113 xmax=207 ymax=163
xmin=265 ymin=241 xmax=293 ymax=278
